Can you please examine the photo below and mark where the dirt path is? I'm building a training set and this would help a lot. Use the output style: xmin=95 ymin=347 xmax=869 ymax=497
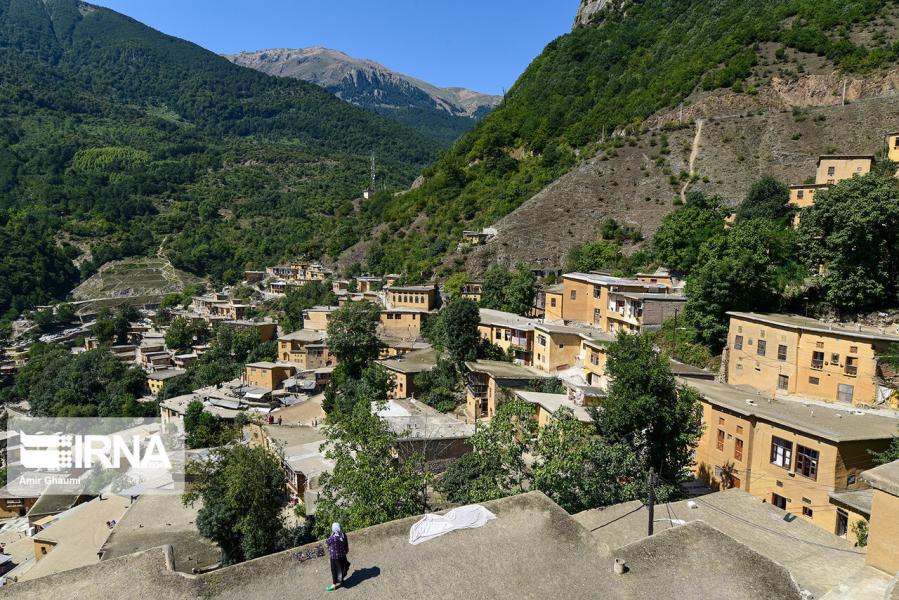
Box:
xmin=680 ymin=118 xmax=704 ymax=203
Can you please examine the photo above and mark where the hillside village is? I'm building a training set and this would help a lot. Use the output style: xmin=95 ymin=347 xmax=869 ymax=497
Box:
xmin=2 ymin=0 xmax=899 ymax=598
xmin=0 ymin=131 xmax=898 ymax=597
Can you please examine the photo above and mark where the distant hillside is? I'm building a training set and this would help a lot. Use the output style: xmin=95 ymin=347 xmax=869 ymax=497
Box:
xmin=226 ymin=47 xmax=502 ymax=146
xmin=337 ymin=0 xmax=899 ymax=277
xmin=0 ymin=0 xmax=439 ymax=321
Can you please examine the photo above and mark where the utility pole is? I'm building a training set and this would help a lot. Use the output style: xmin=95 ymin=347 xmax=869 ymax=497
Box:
xmin=647 ymin=467 xmax=656 ymax=537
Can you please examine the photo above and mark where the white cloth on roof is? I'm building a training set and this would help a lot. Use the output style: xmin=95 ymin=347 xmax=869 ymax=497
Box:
xmin=408 ymin=504 xmax=496 ymax=545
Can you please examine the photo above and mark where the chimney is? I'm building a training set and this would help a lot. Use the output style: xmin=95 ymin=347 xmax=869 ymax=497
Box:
xmin=613 ymin=558 xmax=627 ymax=575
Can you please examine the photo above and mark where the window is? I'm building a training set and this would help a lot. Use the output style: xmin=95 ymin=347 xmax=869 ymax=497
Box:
xmin=538 ymin=335 xmax=547 ymax=347
xmin=802 ymin=507 xmax=814 ymax=518
xmin=771 ymin=437 xmax=792 ymax=469
xmin=716 ymin=429 xmax=725 ymax=451
xmin=550 ymin=298 xmax=557 ymax=308
xmin=736 ymin=425 xmax=743 ymax=434
xmin=797 ymin=190 xmax=805 ymax=199
xmin=845 ymin=356 xmax=857 ymax=376
xmin=849 ymin=346 xmax=858 ymax=354
xmin=757 ymin=340 xmax=767 ymax=356
xmin=718 ymin=417 xmax=725 ymax=425
xmin=590 ymin=354 xmax=599 ymax=366
xmin=777 ymin=345 xmax=787 ymax=361
xmin=816 ymin=341 xmax=824 ymax=349
xmin=811 ymin=351 xmax=824 ymax=369
xmin=847 ymin=474 xmax=857 ymax=486
xmin=771 ymin=494 xmax=788 ymax=510
xmin=778 ymin=374 xmax=789 ymax=390
xmin=734 ymin=438 xmax=744 ymax=461
xmin=495 ymin=330 xmax=501 ymax=340
xmin=796 ymin=445 xmax=819 ymax=480
xmin=836 ymin=509 xmax=848 ymax=537
xmin=593 ymin=286 xmax=601 ymax=299
xmin=827 ymin=166 xmax=835 ymax=176
xmin=734 ymin=335 xmax=744 ymax=350
xmin=809 ymin=376 xmax=820 ymax=385
xmin=831 ymin=353 xmax=840 ymax=363
xmin=570 ymin=289 xmax=577 ymax=300
xmin=731 ymin=476 xmax=741 ymax=489
xmin=837 ymin=383 xmax=854 ymax=403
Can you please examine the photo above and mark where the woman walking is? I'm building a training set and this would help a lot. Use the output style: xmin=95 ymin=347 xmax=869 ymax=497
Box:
xmin=325 ymin=522 xmax=350 ymax=591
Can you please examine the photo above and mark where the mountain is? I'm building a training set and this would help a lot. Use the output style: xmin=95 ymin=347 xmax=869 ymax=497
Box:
xmin=226 ymin=47 xmax=502 ymax=146
xmin=337 ymin=0 xmax=899 ymax=277
xmin=0 ymin=0 xmax=440 ymax=320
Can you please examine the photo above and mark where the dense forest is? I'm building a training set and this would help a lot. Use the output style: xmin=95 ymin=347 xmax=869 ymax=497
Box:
xmin=0 ymin=0 xmax=438 ymax=324
xmin=350 ymin=0 xmax=899 ymax=276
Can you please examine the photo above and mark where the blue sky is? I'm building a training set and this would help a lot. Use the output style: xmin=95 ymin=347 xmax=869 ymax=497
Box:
xmin=92 ymin=0 xmax=579 ymax=95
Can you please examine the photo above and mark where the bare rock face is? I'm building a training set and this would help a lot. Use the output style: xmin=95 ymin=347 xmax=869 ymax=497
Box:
xmin=573 ymin=0 xmax=611 ymax=29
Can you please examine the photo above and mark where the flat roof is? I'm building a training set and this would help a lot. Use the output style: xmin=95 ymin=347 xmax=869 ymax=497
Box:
xmin=573 ymin=489 xmax=863 ymax=598
xmin=513 ymin=391 xmax=592 ymax=422
xmin=534 ymin=321 xmax=611 ymax=340
xmin=789 ymin=183 xmax=831 ymax=189
xmin=816 ymin=155 xmax=875 ymax=164
xmin=828 ymin=488 xmax=873 ymax=516
xmin=563 ymin=272 xmax=666 ymax=290
xmin=146 ymin=369 xmax=185 ymax=381
xmin=278 ymin=330 xmax=326 ymax=342
xmin=727 ymin=311 xmax=899 ymax=342
xmin=262 ymin=424 xmax=325 ymax=449
xmin=1 ymin=491 xmax=810 ymax=599
xmin=305 ymin=305 xmax=340 ymax=312
xmin=682 ymin=378 xmax=899 ymax=443
xmin=98 ymin=494 xmax=220 ymax=573
xmin=245 ymin=361 xmax=293 ymax=370
xmin=376 ymin=399 xmax=475 ymax=440
xmin=615 ymin=292 xmax=685 ymax=302
xmin=861 ymin=459 xmax=899 ymax=496
xmin=385 ymin=285 xmax=436 ymax=292
xmin=478 ymin=308 xmax=537 ymax=331
xmin=378 ymin=348 xmax=438 ymax=374
xmin=464 ymin=360 xmax=550 ymax=381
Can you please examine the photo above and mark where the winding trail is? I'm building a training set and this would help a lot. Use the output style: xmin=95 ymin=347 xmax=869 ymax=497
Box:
xmin=680 ymin=118 xmax=704 ymax=203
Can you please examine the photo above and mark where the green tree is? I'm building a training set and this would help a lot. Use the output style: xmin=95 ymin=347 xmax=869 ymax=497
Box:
xmin=326 ymin=301 xmax=382 ymax=378
xmin=183 ymin=400 xmax=237 ymax=449
xmin=439 ymin=394 xmax=536 ymax=503
xmin=532 ymin=408 xmax=642 ymax=513
xmin=184 ymin=445 xmax=288 ymax=564
xmin=443 ymin=272 xmax=468 ymax=300
xmin=567 ymin=239 xmax=623 ymax=273
xmin=685 ymin=219 xmax=798 ymax=348
xmin=323 ymin=363 xmax=395 ymax=417
xmin=93 ymin=310 xmax=116 ymax=345
xmin=652 ymin=192 xmax=727 ymax=274
xmin=165 ymin=317 xmax=199 ymax=353
xmin=442 ymin=298 xmax=481 ymax=364
xmin=280 ymin=281 xmax=337 ymax=332
xmin=113 ymin=305 xmax=140 ymax=345
xmin=871 ymin=427 xmax=899 ymax=466
xmin=314 ymin=401 xmax=431 ymax=537
xmin=413 ymin=357 xmax=459 ymax=412
xmin=736 ymin=176 xmax=791 ymax=223
xmin=479 ymin=265 xmax=508 ymax=312
xmin=595 ymin=333 xmax=701 ymax=487
xmin=505 ymin=264 xmax=537 ymax=316
xmin=798 ymin=174 xmax=899 ymax=313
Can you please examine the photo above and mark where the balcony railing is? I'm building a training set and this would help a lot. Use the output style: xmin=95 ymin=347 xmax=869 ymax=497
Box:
xmin=844 ymin=365 xmax=858 ymax=376
xmin=467 ymin=384 xmax=488 ymax=399
xmin=811 ymin=359 xmax=824 ymax=370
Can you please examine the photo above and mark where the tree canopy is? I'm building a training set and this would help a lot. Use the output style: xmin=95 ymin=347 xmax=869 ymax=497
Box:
xmin=735 ymin=176 xmax=791 ymax=223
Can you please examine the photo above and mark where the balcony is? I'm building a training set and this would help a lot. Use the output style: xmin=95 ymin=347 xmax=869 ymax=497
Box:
xmin=811 ymin=359 xmax=824 ymax=370
xmin=466 ymin=383 xmax=488 ymax=399
xmin=844 ymin=365 xmax=858 ymax=376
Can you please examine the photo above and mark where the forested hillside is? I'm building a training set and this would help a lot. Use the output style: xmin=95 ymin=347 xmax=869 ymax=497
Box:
xmin=346 ymin=0 xmax=899 ymax=276
xmin=0 ymin=0 xmax=438 ymax=325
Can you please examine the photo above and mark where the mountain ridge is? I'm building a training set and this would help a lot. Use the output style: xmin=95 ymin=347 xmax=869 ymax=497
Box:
xmin=225 ymin=46 xmax=501 ymax=145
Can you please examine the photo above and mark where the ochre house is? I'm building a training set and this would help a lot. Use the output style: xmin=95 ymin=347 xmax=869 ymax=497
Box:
xmin=814 ymin=155 xmax=874 ymax=185
xmin=725 ymin=312 xmax=899 ymax=407
xmin=379 ymin=309 xmax=427 ymax=339
xmin=278 ymin=330 xmax=334 ymax=370
xmin=559 ymin=272 xmax=683 ymax=334
xmin=464 ymin=360 xmax=551 ymax=421
xmin=478 ymin=308 xmax=537 ymax=365
xmin=303 ymin=305 xmax=339 ymax=332
xmin=861 ymin=460 xmax=899 ymax=575
xmin=385 ymin=284 xmax=438 ymax=311
xmin=244 ymin=361 xmax=295 ymax=391
xmin=377 ymin=348 xmax=438 ymax=399
xmin=688 ymin=378 xmax=898 ymax=543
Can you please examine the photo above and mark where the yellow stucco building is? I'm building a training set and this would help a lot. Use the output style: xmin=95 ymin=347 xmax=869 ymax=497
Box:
xmin=244 ymin=361 xmax=295 ymax=390
xmin=278 ymin=330 xmax=334 ymax=370
xmin=814 ymin=155 xmax=874 ymax=185
xmin=302 ymin=305 xmax=339 ymax=332
xmin=478 ymin=308 xmax=537 ymax=365
xmin=725 ymin=312 xmax=899 ymax=407
xmin=688 ymin=378 xmax=898 ymax=542
xmin=886 ymin=131 xmax=899 ymax=163
xmin=861 ymin=460 xmax=899 ymax=574
xmin=385 ymin=284 xmax=438 ymax=311
xmin=464 ymin=360 xmax=551 ymax=421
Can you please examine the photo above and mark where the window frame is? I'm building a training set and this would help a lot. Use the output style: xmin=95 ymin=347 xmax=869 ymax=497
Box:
xmin=770 ymin=437 xmax=793 ymax=470
xmin=795 ymin=445 xmax=819 ymax=480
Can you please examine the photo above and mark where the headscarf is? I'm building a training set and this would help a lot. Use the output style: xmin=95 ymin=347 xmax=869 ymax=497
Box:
xmin=331 ymin=522 xmax=342 ymax=535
